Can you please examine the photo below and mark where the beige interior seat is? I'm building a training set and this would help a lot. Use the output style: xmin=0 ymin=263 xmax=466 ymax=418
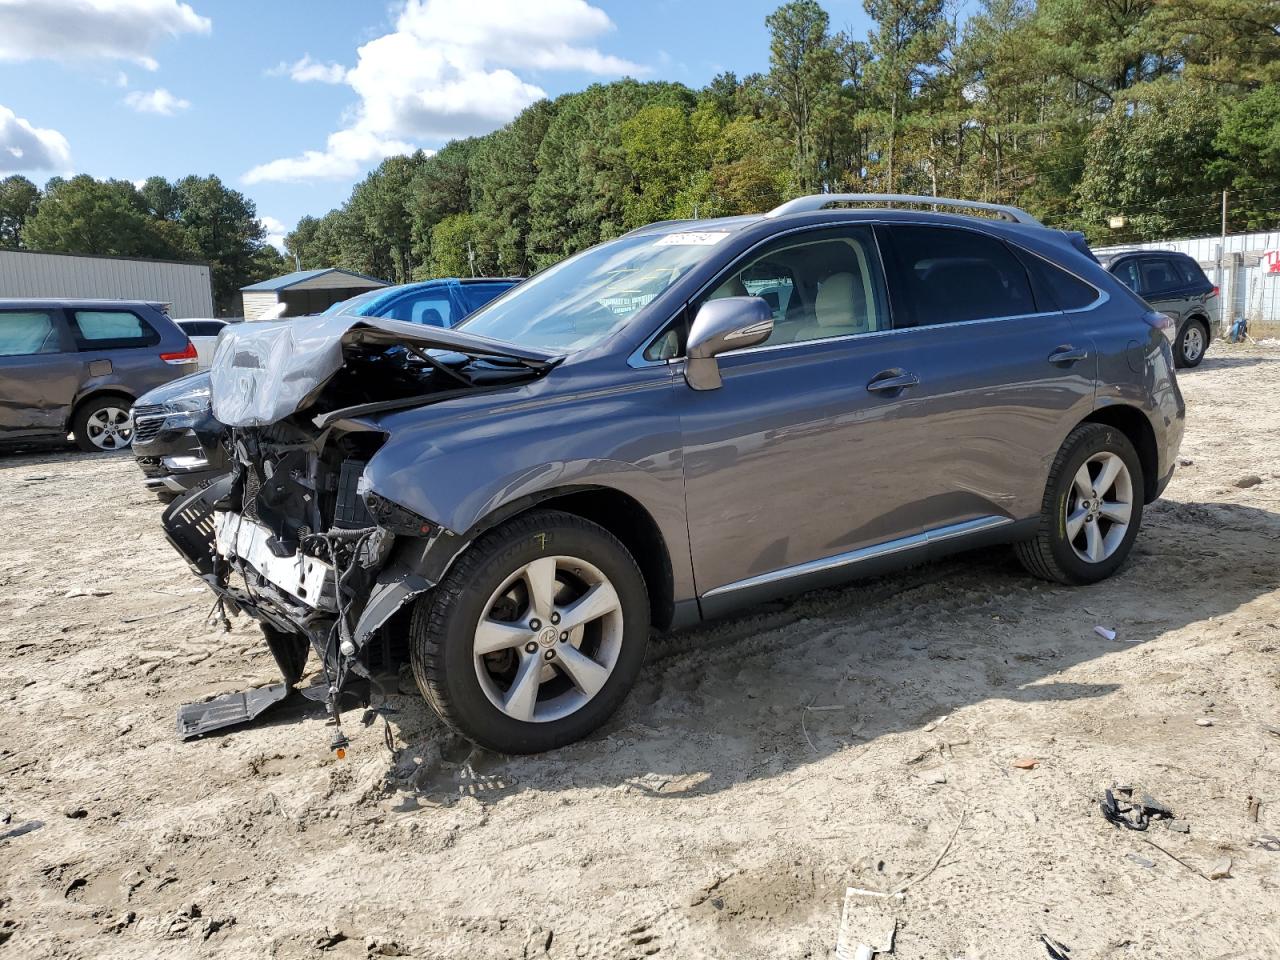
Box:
xmin=789 ymin=272 xmax=868 ymax=342
xmin=708 ymin=275 xmax=750 ymax=299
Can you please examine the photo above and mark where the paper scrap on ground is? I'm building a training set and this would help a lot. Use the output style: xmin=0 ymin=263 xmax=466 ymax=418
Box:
xmin=1094 ymin=626 xmax=1117 ymax=641
xmin=836 ymin=887 xmax=898 ymax=959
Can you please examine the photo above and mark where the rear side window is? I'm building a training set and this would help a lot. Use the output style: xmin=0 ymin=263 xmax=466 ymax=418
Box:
xmin=0 ymin=310 xmax=63 ymax=357
xmin=1020 ymin=253 xmax=1101 ymax=310
xmin=883 ymin=225 xmax=1036 ymax=327
xmin=1138 ymin=258 xmax=1180 ymax=295
xmin=179 ymin=320 xmax=225 ymax=337
xmin=70 ymin=309 xmax=159 ymax=349
xmin=389 ymin=296 xmax=452 ymax=326
xmin=1174 ymin=256 xmax=1208 ymax=287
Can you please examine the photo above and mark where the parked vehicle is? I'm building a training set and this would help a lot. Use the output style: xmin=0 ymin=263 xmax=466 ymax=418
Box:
xmin=129 ymin=279 xmax=517 ymax=499
xmin=130 ymin=372 xmax=224 ymax=500
xmin=323 ymin=276 xmax=521 ymax=326
xmin=1100 ymin=250 xmax=1218 ymax=368
xmin=175 ymin=318 xmax=229 ymax=370
xmin=162 ymin=195 xmax=1184 ymax=754
xmin=0 ymin=299 xmax=196 ymax=451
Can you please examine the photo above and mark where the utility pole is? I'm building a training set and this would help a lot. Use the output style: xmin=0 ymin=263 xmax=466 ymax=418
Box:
xmin=1218 ymin=190 xmax=1228 ymax=333
xmin=466 ymin=241 xmax=476 ymax=278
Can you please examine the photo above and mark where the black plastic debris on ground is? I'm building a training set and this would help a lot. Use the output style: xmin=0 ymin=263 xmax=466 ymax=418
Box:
xmin=0 ymin=820 xmax=44 ymax=842
xmin=176 ymin=683 xmax=290 ymax=739
xmin=1101 ymin=786 xmax=1174 ymax=831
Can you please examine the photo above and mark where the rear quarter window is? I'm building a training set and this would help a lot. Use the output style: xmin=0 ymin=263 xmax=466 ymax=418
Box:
xmin=0 ymin=310 xmax=64 ymax=357
xmin=70 ymin=309 xmax=160 ymax=350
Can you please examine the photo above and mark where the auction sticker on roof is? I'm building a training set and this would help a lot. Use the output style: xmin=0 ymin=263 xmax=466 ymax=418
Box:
xmin=654 ymin=231 xmax=731 ymax=246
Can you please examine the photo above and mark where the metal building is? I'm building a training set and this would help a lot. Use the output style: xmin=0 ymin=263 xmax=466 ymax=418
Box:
xmin=0 ymin=249 xmax=214 ymax=318
xmin=240 ymin=268 xmax=389 ymax=321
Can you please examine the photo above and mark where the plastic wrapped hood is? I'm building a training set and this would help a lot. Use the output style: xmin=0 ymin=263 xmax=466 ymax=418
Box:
xmin=209 ymin=314 xmax=561 ymax=427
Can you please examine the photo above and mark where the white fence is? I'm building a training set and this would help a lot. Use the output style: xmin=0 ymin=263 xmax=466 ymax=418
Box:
xmin=1094 ymin=230 xmax=1280 ymax=333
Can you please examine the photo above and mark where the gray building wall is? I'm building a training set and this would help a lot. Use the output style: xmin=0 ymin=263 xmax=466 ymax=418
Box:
xmin=0 ymin=250 xmax=214 ymax=318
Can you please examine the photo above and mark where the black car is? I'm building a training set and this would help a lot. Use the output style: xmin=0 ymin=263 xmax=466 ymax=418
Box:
xmin=130 ymin=371 xmax=224 ymax=500
xmin=1099 ymin=250 xmax=1219 ymax=368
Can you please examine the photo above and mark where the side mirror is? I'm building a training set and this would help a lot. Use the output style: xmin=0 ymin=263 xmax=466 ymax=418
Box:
xmin=685 ymin=296 xmax=773 ymax=391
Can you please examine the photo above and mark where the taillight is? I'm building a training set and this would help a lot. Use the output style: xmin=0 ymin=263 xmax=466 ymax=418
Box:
xmin=160 ymin=340 xmax=198 ymax=365
xmin=1143 ymin=311 xmax=1176 ymax=343
xmin=1210 ymin=285 xmax=1219 ymax=298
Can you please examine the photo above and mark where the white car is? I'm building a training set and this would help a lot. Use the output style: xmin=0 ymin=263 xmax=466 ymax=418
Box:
xmin=175 ymin=318 xmax=228 ymax=370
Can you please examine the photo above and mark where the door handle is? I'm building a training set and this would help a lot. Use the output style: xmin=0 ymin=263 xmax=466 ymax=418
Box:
xmin=1048 ymin=345 xmax=1088 ymax=365
xmin=866 ymin=369 xmax=920 ymax=394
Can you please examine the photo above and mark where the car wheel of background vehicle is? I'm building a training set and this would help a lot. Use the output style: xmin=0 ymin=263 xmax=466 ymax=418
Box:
xmin=410 ymin=509 xmax=650 ymax=754
xmin=71 ymin=394 xmax=134 ymax=452
xmin=1175 ymin=319 xmax=1208 ymax=368
xmin=1014 ymin=423 xmax=1144 ymax=586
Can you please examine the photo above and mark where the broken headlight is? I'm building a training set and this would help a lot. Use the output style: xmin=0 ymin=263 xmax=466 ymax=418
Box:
xmin=359 ymin=486 xmax=436 ymax=537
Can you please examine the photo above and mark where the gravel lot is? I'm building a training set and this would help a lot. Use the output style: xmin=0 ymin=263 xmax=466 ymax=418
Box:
xmin=2 ymin=342 xmax=1279 ymax=960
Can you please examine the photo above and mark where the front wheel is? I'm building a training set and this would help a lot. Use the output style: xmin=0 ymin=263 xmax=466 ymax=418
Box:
xmin=1014 ymin=423 xmax=1144 ymax=585
xmin=410 ymin=510 xmax=650 ymax=754
xmin=1175 ymin=319 xmax=1208 ymax=368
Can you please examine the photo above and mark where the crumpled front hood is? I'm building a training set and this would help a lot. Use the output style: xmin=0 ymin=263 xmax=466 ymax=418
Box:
xmin=209 ymin=314 xmax=562 ymax=427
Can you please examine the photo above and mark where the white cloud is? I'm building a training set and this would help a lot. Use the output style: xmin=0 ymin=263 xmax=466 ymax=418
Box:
xmin=124 ymin=88 xmax=191 ymax=115
xmin=0 ymin=0 xmax=210 ymax=70
xmin=269 ymin=55 xmax=348 ymax=85
xmin=0 ymin=104 xmax=72 ymax=173
xmin=244 ymin=0 xmax=644 ymax=184
xmin=260 ymin=215 xmax=290 ymax=252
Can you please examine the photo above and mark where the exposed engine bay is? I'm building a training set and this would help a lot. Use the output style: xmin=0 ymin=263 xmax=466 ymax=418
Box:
xmin=162 ymin=315 xmax=562 ymax=748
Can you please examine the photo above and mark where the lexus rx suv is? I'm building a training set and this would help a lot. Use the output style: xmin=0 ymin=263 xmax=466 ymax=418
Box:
xmin=162 ymin=195 xmax=1184 ymax=754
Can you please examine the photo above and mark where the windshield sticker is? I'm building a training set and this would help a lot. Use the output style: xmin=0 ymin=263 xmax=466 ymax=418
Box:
xmin=654 ymin=231 xmax=730 ymax=246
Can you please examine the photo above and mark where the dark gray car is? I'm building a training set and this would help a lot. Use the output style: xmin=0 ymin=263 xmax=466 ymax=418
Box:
xmin=0 ymin=299 xmax=197 ymax=451
xmin=163 ymin=195 xmax=1184 ymax=754
xmin=1100 ymin=250 xmax=1219 ymax=368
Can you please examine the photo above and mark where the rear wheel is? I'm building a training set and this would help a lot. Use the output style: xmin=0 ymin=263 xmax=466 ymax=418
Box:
xmin=1015 ymin=423 xmax=1144 ymax=585
xmin=72 ymin=394 xmax=134 ymax=452
xmin=1175 ymin=319 xmax=1208 ymax=368
xmin=410 ymin=510 xmax=650 ymax=754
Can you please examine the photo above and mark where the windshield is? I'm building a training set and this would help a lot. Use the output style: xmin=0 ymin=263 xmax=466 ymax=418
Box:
xmin=455 ymin=230 xmax=732 ymax=351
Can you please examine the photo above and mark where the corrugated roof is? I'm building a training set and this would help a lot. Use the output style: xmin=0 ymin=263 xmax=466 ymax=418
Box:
xmin=240 ymin=268 xmax=390 ymax=292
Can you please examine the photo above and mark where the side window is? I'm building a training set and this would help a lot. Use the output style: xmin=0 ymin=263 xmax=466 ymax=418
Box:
xmin=70 ymin=310 xmax=159 ymax=349
xmin=1020 ymin=253 xmax=1101 ymax=310
xmin=388 ymin=296 xmax=452 ymax=327
xmin=1113 ymin=260 xmax=1141 ymax=292
xmin=0 ymin=310 xmax=63 ymax=357
xmin=703 ymin=226 xmax=889 ymax=351
xmin=1138 ymin=258 xmax=1179 ymax=295
xmin=1174 ymin=257 xmax=1206 ymax=287
xmin=883 ymin=225 xmax=1036 ymax=327
xmin=459 ymin=283 xmax=510 ymax=316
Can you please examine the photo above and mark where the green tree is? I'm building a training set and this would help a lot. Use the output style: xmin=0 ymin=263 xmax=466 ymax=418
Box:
xmin=1077 ymin=83 xmax=1225 ymax=241
xmin=1214 ymin=84 xmax=1280 ymax=229
xmin=22 ymin=175 xmax=196 ymax=259
xmin=471 ymin=100 xmax=556 ymax=275
xmin=170 ymin=175 xmax=273 ymax=313
xmin=0 ymin=175 xmax=40 ymax=248
xmin=425 ymin=213 xmax=490 ymax=278
xmin=765 ymin=0 xmax=841 ymax=192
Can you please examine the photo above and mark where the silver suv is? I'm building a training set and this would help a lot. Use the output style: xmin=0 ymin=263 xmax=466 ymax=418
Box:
xmin=163 ymin=195 xmax=1185 ymax=754
xmin=1101 ymin=251 xmax=1219 ymax=368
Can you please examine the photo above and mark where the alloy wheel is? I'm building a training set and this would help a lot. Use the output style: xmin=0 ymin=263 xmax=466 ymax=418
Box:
xmin=1065 ymin=451 xmax=1134 ymax=564
xmin=473 ymin=555 xmax=624 ymax=723
xmin=86 ymin=406 xmax=134 ymax=450
xmin=1183 ymin=325 xmax=1205 ymax=363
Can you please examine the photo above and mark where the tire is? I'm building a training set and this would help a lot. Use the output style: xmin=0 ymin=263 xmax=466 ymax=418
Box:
xmin=411 ymin=509 xmax=650 ymax=754
xmin=1014 ymin=423 xmax=1144 ymax=585
xmin=71 ymin=393 xmax=134 ymax=452
xmin=1174 ymin=318 xmax=1208 ymax=368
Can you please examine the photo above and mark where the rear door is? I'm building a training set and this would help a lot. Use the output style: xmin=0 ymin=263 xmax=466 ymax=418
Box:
xmin=873 ymin=224 xmax=1099 ymax=536
xmin=67 ymin=306 xmax=176 ymax=399
xmin=0 ymin=307 xmax=79 ymax=437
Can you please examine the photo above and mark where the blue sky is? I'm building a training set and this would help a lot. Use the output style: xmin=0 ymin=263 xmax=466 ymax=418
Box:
xmin=0 ymin=0 xmax=873 ymax=248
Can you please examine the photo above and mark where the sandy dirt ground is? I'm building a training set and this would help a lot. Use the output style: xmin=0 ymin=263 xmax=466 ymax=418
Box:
xmin=2 ymin=342 xmax=1279 ymax=960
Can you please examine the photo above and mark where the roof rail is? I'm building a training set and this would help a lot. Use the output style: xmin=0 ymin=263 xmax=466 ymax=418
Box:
xmin=765 ymin=193 xmax=1043 ymax=226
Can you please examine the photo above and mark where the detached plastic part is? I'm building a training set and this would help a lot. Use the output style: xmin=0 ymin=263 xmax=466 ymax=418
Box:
xmin=176 ymin=683 xmax=290 ymax=739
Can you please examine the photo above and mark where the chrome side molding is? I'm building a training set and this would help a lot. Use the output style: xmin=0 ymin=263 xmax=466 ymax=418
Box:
xmin=700 ymin=515 xmax=1013 ymax=599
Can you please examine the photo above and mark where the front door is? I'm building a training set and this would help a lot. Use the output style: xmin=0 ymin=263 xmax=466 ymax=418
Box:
xmin=675 ymin=225 xmax=935 ymax=608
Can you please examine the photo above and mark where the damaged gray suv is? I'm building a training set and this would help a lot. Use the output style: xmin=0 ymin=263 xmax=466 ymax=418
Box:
xmin=164 ymin=194 xmax=1184 ymax=754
